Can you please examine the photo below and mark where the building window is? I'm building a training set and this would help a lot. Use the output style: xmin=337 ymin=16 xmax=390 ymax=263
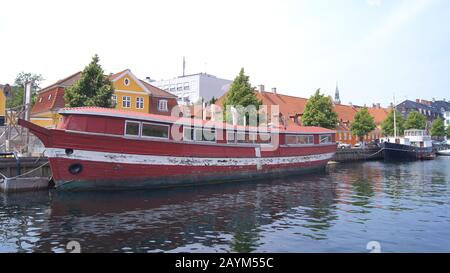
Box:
xmin=142 ymin=122 xmax=169 ymax=139
xmin=164 ymin=85 xmax=169 ymax=91
xmin=170 ymin=84 xmax=176 ymax=92
xmin=320 ymin=134 xmax=332 ymax=144
xmin=177 ymin=83 xmax=183 ymax=91
xmin=158 ymin=99 xmax=168 ymax=112
xmin=124 ymin=78 xmax=130 ymax=86
xmin=122 ymin=96 xmax=131 ymax=108
xmin=112 ymin=95 xmax=117 ymax=104
xmin=136 ymin=97 xmax=144 ymax=109
xmin=183 ymin=82 xmax=190 ymax=90
xmin=125 ymin=121 xmax=140 ymax=136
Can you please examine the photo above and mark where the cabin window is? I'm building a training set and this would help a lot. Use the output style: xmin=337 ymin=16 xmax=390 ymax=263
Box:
xmin=236 ymin=132 xmax=246 ymax=143
xmin=320 ymin=134 xmax=332 ymax=144
xmin=122 ymin=96 xmax=131 ymax=108
xmin=286 ymin=135 xmax=314 ymax=145
xmin=125 ymin=121 xmax=140 ymax=136
xmin=48 ymin=94 xmax=52 ymax=100
xmin=39 ymin=97 xmax=42 ymax=103
xmin=236 ymin=132 xmax=255 ymax=144
xmin=112 ymin=95 xmax=117 ymax=104
xmin=227 ymin=131 xmax=235 ymax=143
xmin=228 ymin=131 xmax=270 ymax=144
xmin=202 ymin=128 xmax=216 ymax=142
xmin=136 ymin=97 xmax=144 ymax=109
xmin=142 ymin=123 xmax=169 ymax=139
xmin=183 ymin=127 xmax=216 ymax=142
xmin=183 ymin=127 xmax=193 ymax=141
xmin=194 ymin=128 xmax=203 ymax=141
xmin=258 ymin=133 xmax=271 ymax=144
xmin=158 ymin=99 xmax=168 ymax=112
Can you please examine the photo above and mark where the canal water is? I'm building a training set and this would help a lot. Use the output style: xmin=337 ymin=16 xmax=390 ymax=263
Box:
xmin=1 ymin=157 xmax=450 ymax=253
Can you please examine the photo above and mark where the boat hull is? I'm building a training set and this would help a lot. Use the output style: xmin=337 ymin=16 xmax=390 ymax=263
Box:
xmin=381 ymin=142 xmax=434 ymax=161
xmin=51 ymin=158 xmax=330 ymax=191
xmin=436 ymin=149 xmax=450 ymax=156
xmin=47 ymin=147 xmax=334 ymax=191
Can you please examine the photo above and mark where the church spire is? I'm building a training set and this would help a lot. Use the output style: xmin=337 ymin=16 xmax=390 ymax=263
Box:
xmin=334 ymin=81 xmax=341 ymax=104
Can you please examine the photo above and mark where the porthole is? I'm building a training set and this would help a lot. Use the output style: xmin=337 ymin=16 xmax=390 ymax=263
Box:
xmin=68 ymin=163 xmax=83 ymax=175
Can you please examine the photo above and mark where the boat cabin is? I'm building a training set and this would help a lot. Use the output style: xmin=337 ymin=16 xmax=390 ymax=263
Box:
xmin=381 ymin=129 xmax=432 ymax=148
xmin=56 ymin=107 xmax=336 ymax=148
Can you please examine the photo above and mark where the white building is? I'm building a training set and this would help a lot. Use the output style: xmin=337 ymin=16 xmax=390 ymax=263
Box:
xmin=444 ymin=111 xmax=450 ymax=128
xmin=150 ymin=73 xmax=232 ymax=105
xmin=431 ymin=100 xmax=450 ymax=129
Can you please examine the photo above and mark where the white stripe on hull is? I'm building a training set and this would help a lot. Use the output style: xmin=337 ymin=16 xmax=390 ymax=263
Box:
xmin=45 ymin=148 xmax=335 ymax=167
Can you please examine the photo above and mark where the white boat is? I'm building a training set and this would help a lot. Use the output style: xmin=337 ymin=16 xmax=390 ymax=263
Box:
xmin=436 ymin=149 xmax=450 ymax=156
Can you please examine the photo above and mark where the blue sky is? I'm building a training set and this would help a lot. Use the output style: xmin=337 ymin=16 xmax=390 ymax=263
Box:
xmin=0 ymin=0 xmax=449 ymax=106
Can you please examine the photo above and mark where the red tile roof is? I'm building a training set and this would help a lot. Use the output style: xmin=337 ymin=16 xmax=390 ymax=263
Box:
xmin=334 ymin=104 xmax=358 ymax=123
xmin=31 ymin=87 xmax=66 ymax=114
xmin=218 ymin=90 xmax=360 ymax=126
xmin=32 ymin=71 xmax=82 ymax=114
xmin=367 ymin=107 xmax=390 ymax=124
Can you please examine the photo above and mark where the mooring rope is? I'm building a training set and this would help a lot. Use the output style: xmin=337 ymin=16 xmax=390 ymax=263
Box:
xmin=0 ymin=171 xmax=7 ymax=181
xmin=5 ymin=160 xmax=49 ymax=180
xmin=366 ymin=148 xmax=385 ymax=158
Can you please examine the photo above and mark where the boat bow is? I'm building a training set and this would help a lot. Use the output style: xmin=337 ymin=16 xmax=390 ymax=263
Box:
xmin=18 ymin=119 xmax=51 ymax=146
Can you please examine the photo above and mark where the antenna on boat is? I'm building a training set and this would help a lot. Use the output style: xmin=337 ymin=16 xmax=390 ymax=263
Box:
xmin=393 ymin=93 xmax=397 ymax=138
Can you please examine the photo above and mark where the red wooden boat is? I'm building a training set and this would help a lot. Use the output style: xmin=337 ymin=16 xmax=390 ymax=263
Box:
xmin=18 ymin=107 xmax=337 ymax=191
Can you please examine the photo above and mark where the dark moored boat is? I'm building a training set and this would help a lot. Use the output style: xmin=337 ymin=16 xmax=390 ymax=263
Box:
xmin=381 ymin=129 xmax=434 ymax=161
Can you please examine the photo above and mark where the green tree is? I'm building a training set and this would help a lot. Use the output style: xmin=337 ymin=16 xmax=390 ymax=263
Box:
xmin=6 ymin=72 xmax=44 ymax=108
xmin=404 ymin=111 xmax=427 ymax=130
xmin=430 ymin=118 xmax=446 ymax=137
xmin=64 ymin=54 xmax=114 ymax=107
xmin=446 ymin=126 xmax=450 ymax=138
xmin=222 ymin=68 xmax=262 ymax=124
xmin=381 ymin=109 xmax=405 ymax=136
xmin=301 ymin=89 xmax=338 ymax=129
xmin=350 ymin=107 xmax=376 ymax=142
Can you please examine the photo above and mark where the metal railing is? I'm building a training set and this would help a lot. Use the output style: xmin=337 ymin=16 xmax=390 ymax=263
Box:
xmin=2 ymin=104 xmax=32 ymax=154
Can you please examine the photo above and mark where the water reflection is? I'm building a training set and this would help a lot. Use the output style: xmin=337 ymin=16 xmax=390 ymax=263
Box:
xmin=1 ymin=157 xmax=450 ymax=253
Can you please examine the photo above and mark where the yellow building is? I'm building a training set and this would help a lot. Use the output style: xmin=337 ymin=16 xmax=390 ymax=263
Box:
xmin=31 ymin=69 xmax=177 ymax=128
xmin=0 ymin=84 xmax=9 ymax=126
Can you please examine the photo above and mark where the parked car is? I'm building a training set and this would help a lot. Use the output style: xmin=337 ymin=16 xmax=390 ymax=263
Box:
xmin=337 ymin=142 xmax=351 ymax=149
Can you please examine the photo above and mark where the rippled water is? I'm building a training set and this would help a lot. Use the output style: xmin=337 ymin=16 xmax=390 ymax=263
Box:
xmin=1 ymin=157 xmax=450 ymax=253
